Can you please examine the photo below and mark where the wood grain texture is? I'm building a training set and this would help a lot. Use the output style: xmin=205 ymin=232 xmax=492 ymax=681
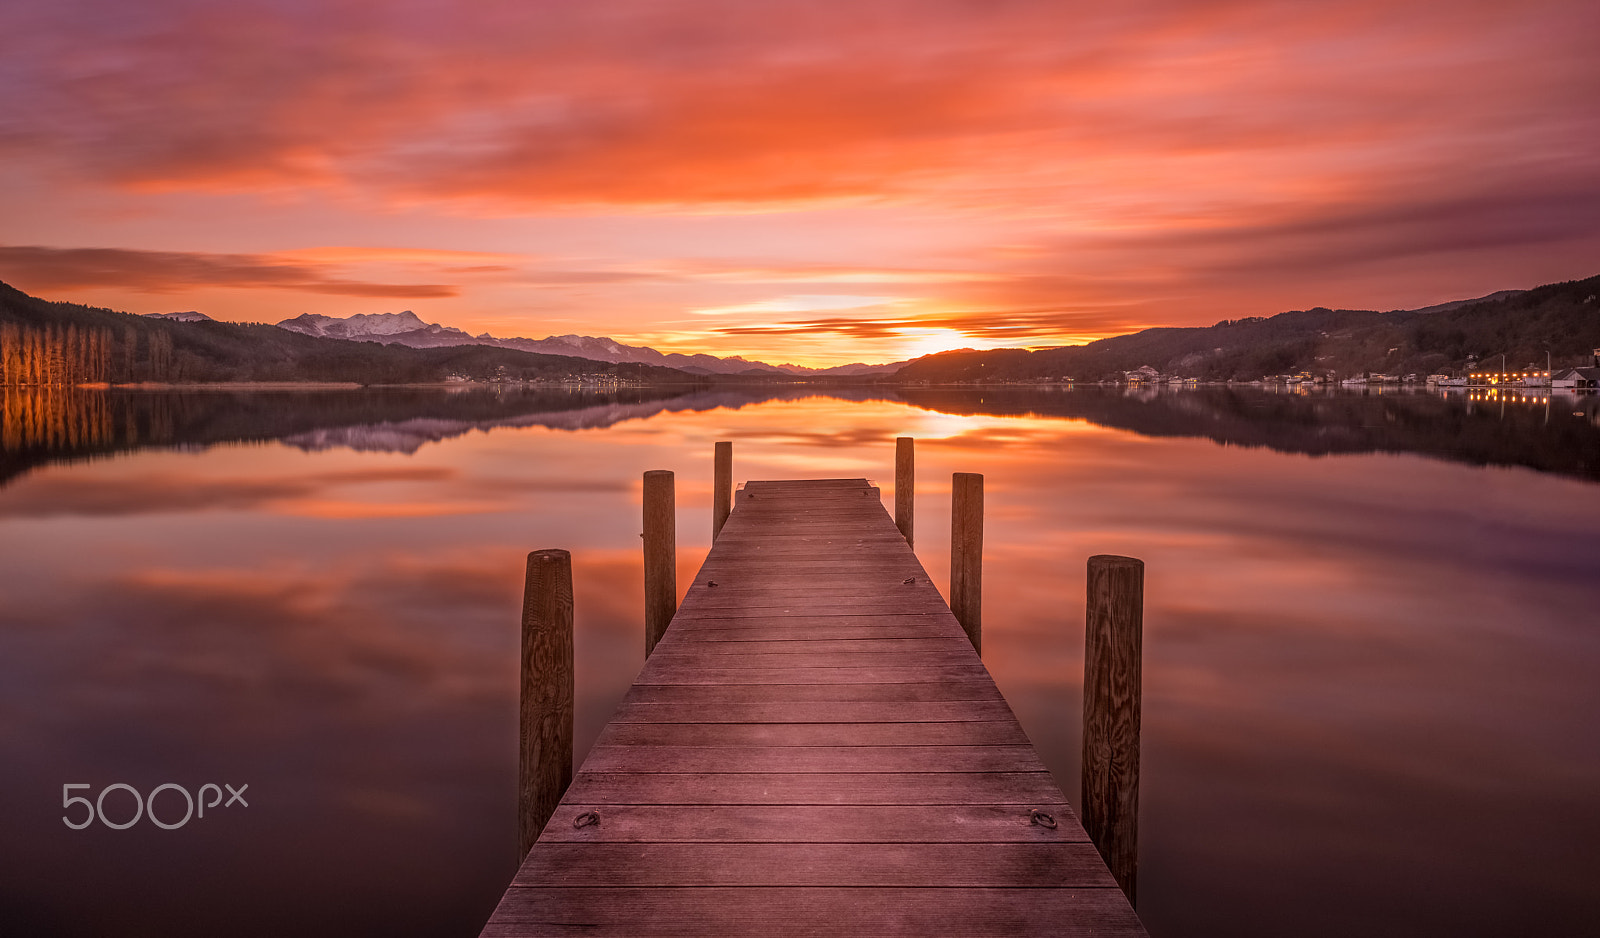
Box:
xmin=1081 ymin=554 xmax=1143 ymax=906
xmin=481 ymin=887 xmax=1146 ymax=937
xmin=562 ymin=771 xmax=1065 ymax=805
xmin=646 ymin=637 xmax=974 ymax=657
xmin=536 ymin=802 xmax=1090 ymax=843
xmin=713 ymin=441 xmax=732 ymax=542
xmin=619 ymin=681 xmax=1003 ymax=704
xmin=896 ymin=435 xmax=914 ymax=547
xmin=481 ymin=478 xmax=1146 ymax=937
xmin=512 ymin=842 xmax=1116 ymax=887
xmin=643 ymin=470 xmax=676 ymax=658
xmin=608 ymin=699 xmax=1019 ymax=724
xmin=949 ymin=471 xmax=984 ymax=654
xmin=519 ymin=549 xmax=573 ymax=860
xmin=581 ymin=744 xmax=1047 ymax=774
xmin=666 ymin=623 xmax=954 ymax=642
xmin=595 ymin=721 xmax=1033 ymax=748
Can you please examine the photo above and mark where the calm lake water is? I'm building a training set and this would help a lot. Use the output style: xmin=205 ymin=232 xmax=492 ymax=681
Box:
xmin=2 ymin=385 xmax=1598 ymax=937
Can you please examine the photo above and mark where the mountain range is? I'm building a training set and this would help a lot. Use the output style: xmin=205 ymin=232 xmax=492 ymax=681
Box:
xmin=897 ymin=274 xmax=1600 ymax=383
xmin=6 ymin=270 xmax=1599 ymax=388
xmin=272 ymin=310 xmax=905 ymax=376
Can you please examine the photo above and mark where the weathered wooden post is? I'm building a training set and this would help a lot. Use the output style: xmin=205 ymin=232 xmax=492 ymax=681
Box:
xmin=949 ymin=472 xmax=983 ymax=653
xmin=643 ymin=469 xmax=677 ymax=657
xmin=1082 ymin=554 xmax=1143 ymax=905
xmin=895 ymin=437 xmax=914 ymax=547
xmin=518 ymin=549 xmax=573 ymax=860
xmin=713 ymin=441 xmax=732 ymax=542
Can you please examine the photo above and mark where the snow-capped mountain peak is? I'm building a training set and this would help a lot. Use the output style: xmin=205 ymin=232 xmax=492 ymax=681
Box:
xmin=271 ymin=311 xmax=903 ymax=375
xmin=278 ymin=310 xmax=437 ymax=338
xmin=144 ymin=311 xmax=214 ymax=322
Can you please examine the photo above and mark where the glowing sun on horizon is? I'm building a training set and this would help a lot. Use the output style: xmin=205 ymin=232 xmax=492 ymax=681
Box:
xmin=898 ymin=326 xmax=982 ymax=361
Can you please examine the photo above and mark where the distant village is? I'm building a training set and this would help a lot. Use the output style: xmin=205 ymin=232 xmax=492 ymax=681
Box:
xmin=446 ymin=351 xmax=1600 ymax=392
xmin=956 ymin=347 xmax=1600 ymax=392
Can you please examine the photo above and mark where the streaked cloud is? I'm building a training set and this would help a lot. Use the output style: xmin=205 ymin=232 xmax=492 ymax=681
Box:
xmin=0 ymin=245 xmax=460 ymax=297
xmin=711 ymin=307 xmax=1154 ymax=345
xmin=0 ymin=0 xmax=1595 ymax=361
xmin=691 ymin=295 xmax=902 ymax=317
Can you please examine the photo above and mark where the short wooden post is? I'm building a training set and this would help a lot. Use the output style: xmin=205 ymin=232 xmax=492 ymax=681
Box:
xmin=643 ymin=469 xmax=676 ymax=657
xmin=895 ymin=437 xmax=914 ymax=547
xmin=1081 ymin=554 xmax=1143 ymax=905
xmin=949 ymin=472 xmax=982 ymax=653
xmin=713 ymin=441 xmax=732 ymax=542
xmin=519 ymin=549 xmax=573 ymax=860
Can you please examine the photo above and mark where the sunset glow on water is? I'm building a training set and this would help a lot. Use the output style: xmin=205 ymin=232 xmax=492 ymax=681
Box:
xmin=2 ymin=389 xmax=1597 ymax=935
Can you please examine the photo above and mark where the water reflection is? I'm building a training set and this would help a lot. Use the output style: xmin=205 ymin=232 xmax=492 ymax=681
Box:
xmin=4 ymin=384 xmax=1598 ymax=488
xmin=1 ymin=390 xmax=1598 ymax=937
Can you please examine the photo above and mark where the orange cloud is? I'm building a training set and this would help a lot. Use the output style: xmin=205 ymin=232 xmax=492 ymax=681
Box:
xmin=710 ymin=307 xmax=1154 ymax=345
xmin=1 ymin=0 xmax=1597 ymax=354
xmin=0 ymin=245 xmax=458 ymax=297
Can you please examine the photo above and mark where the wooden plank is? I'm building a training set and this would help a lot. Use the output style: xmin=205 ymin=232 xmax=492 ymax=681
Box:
xmin=581 ymin=745 xmax=1047 ymax=774
xmin=669 ymin=608 xmax=951 ymax=624
xmin=619 ymin=682 xmax=1003 ymax=704
xmin=637 ymin=651 xmax=979 ymax=670
xmin=696 ymin=566 xmax=926 ymax=577
xmin=678 ymin=587 xmax=944 ymax=602
xmin=608 ymin=699 xmax=1020 ymax=724
xmin=536 ymin=802 xmax=1090 ymax=843
xmin=666 ymin=625 xmax=958 ymax=642
xmin=678 ymin=583 xmax=936 ymax=598
xmin=512 ymin=843 xmax=1117 ymax=887
xmin=678 ymin=576 xmax=934 ymax=592
xmin=481 ymin=887 xmax=1147 ymax=937
xmin=701 ymin=529 xmax=909 ymax=540
xmin=595 ymin=721 xmax=1032 ymax=748
xmin=662 ymin=614 xmax=947 ymax=627
xmin=629 ymin=665 xmax=993 ymax=686
xmin=674 ymin=602 xmax=952 ymax=619
xmin=562 ymin=771 xmax=1065 ymax=805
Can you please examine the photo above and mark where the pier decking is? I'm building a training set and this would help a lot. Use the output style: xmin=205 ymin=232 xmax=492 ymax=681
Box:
xmin=480 ymin=478 xmax=1148 ymax=937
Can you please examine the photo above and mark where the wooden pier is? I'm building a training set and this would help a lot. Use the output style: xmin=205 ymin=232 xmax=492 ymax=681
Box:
xmin=481 ymin=477 xmax=1148 ymax=937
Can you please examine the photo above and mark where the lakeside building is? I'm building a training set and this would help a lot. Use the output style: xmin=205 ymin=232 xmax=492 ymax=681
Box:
xmin=1553 ymin=368 xmax=1600 ymax=389
xmin=1469 ymin=363 xmax=1551 ymax=387
xmin=1553 ymin=350 xmax=1600 ymax=389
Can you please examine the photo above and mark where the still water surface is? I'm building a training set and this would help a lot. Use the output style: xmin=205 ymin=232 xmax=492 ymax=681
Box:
xmin=2 ymin=386 xmax=1598 ymax=936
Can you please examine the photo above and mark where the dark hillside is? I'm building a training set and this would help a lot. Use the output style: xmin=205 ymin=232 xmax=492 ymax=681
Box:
xmin=0 ymin=281 xmax=701 ymax=385
xmin=896 ymin=273 xmax=1600 ymax=382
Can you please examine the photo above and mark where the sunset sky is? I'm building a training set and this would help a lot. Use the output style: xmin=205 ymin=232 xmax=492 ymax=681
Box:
xmin=1 ymin=0 xmax=1596 ymax=367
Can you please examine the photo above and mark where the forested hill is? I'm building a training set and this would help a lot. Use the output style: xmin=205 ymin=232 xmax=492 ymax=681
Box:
xmin=896 ymin=273 xmax=1600 ymax=383
xmin=0 ymin=281 xmax=700 ymax=385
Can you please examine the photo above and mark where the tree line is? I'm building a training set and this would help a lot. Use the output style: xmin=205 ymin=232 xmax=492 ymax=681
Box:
xmin=0 ymin=280 xmax=705 ymax=387
xmin=0 ymin=321 xmax=182 ymax=386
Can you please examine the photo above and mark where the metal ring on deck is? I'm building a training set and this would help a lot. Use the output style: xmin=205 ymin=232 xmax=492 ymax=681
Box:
xmin=1029 ymin=809 xmax=1057 ymax=829
xmin=573 ymin=810 xmax=601 ymax=829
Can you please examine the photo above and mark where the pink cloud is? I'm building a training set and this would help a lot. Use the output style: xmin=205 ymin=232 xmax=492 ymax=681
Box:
xmin=0 ymin=245 xmax=459 ymax=297
xmin=1 ymin=0 xmax=1596 ymax=353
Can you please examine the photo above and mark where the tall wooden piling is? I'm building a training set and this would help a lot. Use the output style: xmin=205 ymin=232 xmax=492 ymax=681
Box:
xmin=518 ymin=549 xmax=573 ymax=860
xmin=949 ymin=471 xmax=983 ymax=653
xmin=895 ymin=436 xmax=914 ymax=547
xmin=643 ymin=469 xmax=677 ymax=657
xmin=1082 ymin=554 xmax=1144 ymax=905
xmin=713 ymin=441 xmax=732 ymax=542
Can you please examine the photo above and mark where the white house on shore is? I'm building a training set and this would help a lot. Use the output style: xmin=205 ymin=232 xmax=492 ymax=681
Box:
xmin=1553 ymin=348 xmax=1600 ymax=389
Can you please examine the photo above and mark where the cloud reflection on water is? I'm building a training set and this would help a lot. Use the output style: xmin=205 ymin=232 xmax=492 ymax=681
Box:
xmin=1 ymin=391 xmax=1598 ymax=936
